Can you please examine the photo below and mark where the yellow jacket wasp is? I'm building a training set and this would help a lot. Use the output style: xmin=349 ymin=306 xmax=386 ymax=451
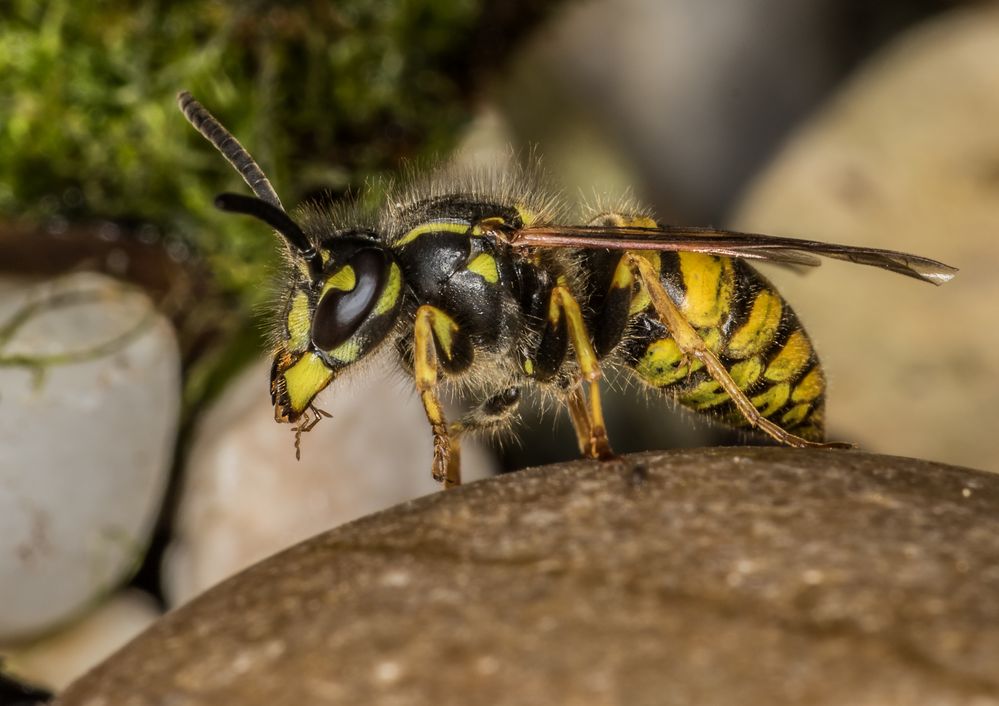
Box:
xmin=179 ymin=91 xmax=956 ymax=488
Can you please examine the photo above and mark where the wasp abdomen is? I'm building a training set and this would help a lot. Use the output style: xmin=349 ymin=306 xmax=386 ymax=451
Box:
xmin=618 ymin=251 xmax=826 ymax=440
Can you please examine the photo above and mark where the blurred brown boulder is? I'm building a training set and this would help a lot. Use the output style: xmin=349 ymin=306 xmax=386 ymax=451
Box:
xmin=733 ymin=6 xmax=999 ymax=472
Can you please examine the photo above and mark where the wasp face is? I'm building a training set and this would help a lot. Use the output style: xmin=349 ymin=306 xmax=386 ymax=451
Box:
xmin=271 ymin=235 xmax=404 ymax=423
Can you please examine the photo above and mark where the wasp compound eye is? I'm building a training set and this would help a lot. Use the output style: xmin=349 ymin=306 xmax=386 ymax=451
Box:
xmin=312 ymin=249 xmax=388 ymax=350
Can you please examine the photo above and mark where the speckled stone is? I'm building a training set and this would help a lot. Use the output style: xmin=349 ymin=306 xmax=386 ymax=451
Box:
xmin=57 ymin=449 xmax=999 ymax=706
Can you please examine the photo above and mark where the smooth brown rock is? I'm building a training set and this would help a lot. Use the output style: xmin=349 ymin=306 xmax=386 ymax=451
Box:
xmin=57 ymin=449 xmax=999 ymax=706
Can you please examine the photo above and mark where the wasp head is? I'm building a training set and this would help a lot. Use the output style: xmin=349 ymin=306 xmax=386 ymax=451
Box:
xmin=270 ymin=235 xmax=404 ymax=423
xmin=214 ymin=193 xmax=404 ymax=425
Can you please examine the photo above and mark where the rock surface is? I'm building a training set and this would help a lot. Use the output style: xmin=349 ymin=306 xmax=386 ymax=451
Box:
xmin=58 ymin=448 xmax=999 ymax=706
xmin=0 ymin=273 xmax=180 ymax=640
xmin=732 ymin=6 xmax=999 ymax=473
xmin=163 ymin=358 xmax=496 ymax=607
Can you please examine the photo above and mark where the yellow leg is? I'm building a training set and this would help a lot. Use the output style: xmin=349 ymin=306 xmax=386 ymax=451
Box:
xmin=626 ymin=254 xmax=850 ymax=449
xmin=565 ymin=383 xmax=593 ymax=456
xmin=413 ymin=305 xmax=463 ymax=488
xmin=550 ymin=285 xmax=615 ymax=460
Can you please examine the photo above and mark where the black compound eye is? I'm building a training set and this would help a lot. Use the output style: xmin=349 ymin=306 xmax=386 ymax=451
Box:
xmin=311 ymin=248 xmax=388 ymax=350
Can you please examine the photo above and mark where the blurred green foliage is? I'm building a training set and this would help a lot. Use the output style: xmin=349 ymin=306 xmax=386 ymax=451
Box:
xmin=0 ymin=0 xmax=484 ymax=295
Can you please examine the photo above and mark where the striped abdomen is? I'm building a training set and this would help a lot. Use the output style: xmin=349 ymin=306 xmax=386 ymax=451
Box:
xmin=616 ymin=251 xmax=826 ymax=440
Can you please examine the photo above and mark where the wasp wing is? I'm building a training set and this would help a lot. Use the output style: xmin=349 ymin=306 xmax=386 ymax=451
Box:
xmin=508 ymin=224 xmax=957 ymax=285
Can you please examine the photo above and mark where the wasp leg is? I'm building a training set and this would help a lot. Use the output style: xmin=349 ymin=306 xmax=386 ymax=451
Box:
xmin=413 ymin=305 xmax=466 ymax=488
xmin=625 ymin=254 xmax=850 ymax=449
xmin=450 ymin=387 xmax=521 ymax=439
xmin=550 ymin=285 xmax=615 ymax=460
xmin=565 ymin=382 xmax=596 ymax=456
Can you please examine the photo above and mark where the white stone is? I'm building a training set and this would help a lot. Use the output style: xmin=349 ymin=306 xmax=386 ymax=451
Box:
xmin=0 ymin=590 xmax=161 ymax=691
xmin=733 ymin=7 xmax=999 ymax=473
xmin=163 ymin=356 xmax=497 ymax=607
xmin=0 ymin=273 xmax=180 ymax=640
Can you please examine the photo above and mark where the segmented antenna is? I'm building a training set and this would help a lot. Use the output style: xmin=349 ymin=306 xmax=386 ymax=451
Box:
xmin=215 ymin=193 xmax=319 ymax=266
xmin=177 ymin=91 xmax=284 ymax=210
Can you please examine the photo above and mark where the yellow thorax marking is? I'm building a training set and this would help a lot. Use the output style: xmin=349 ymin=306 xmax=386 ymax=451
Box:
xmin=283 ymin=352 xmax=333 ymax=414
xmin=372 ymin=262 xmax=402 ymax=316
xmin=623 ymin=215 xmax=657 ymax=228
xmin=467 ymin=252 xmax=499 ymax=283
xmin=287 ymin=292 xmax=312 ymax=352
xmin=617 ymin=251 xmax=660 ymax=315
xmin=421 ymin=307 xmax=459 ymax=360
xmin=727 ymin=289 xmax=783 ymax=359
xmin=322 ymin=265 xmax=356 ymax=296
xmin=395 ymin=219 xmax=469 ymax=247
xmin=678 ymin=252 xmax=734 ymax=328
xmin=515 ymin=204 xmax=537 ymax=226
xmin=472 ymin=216 xmax=509 ymax=236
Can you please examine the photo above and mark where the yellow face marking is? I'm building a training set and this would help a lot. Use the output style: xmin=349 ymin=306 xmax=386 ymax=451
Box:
xmin=781 ymin=403 xmax=811 ymax=427
xmin=764 ymin=330 xmax=812 ymax=383
xmin=635 ymin=338 xmax=688 ymax=387
xmin=373 ymin=262 xmax=402 ymax=316
xmin=727 ymin=289 xmax=783 ymax=359
xmin=327 ymin=337 xmax=362 ymax=363
xmin=523 ymin=358 xmax=535 ymax=376
xmin=730 ymin=356 xmax=763 ymax=390
xmin=321 ymin=250 xmax=331 ymax=265
xmin=322 ymin=265 xmax=356 ymax=296
xmin=681 ymin=380 xmax=729 ymax=410
xmin=678 ymin=253 xmax=734 ymax=328
xmin=287 ymin=292 xmax=311 ymax=352
xmin=467 ymin=252 xmax=499 ymax=284
xmin=282 ymin=352 xmax=333 ymax=415
xmin=395 ymin=220 xmax=468 ymax=247
xmin=792 ymin=368 xmax=825 ymax=403
xmin=751 ymin=381 xmax=791 ymax=417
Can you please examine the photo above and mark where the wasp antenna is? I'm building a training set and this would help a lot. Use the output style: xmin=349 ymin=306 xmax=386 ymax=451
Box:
xmin=214 ymin=193 xmax=321 ymax=268
xmin=177 ymin=91 xmax=284 ymax=211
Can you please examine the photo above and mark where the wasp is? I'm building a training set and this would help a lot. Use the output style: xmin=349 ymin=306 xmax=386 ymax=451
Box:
xmin=179 ymin=92 xmax=957 ymax=488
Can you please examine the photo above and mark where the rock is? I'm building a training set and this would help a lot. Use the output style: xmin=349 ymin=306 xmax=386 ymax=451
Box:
xmin=0 ymin=273 xmax=180 ymax=641
xmin=0 ymin=590 xmax=160 ymax=692
xmin=732 ymin=6 xmax=999 ymax=472
xmin=57 ymin=448 xmax=999 ymax=706
xmin=162 ymin=358 xmax=497 ymax=607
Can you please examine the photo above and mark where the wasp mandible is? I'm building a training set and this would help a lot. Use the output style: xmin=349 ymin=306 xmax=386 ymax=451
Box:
xmin=179 ymin=91 xmax=956 ymax=488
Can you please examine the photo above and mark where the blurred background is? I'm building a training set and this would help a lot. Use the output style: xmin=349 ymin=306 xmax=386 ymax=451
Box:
xmin=2 ymin=0 xmax=997 ymax=697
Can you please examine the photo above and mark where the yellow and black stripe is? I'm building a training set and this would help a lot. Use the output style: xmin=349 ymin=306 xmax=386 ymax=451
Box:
xmin=597 ymin=234 xmax=825 ymax=440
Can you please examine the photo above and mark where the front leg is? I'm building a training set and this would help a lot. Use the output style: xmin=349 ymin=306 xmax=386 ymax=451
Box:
xmin=413 ymin=304 xmax=465 ymax=488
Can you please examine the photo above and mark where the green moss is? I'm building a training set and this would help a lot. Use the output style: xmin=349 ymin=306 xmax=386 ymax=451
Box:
xmin=0 ymin=0 xmax=488 ymax=295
